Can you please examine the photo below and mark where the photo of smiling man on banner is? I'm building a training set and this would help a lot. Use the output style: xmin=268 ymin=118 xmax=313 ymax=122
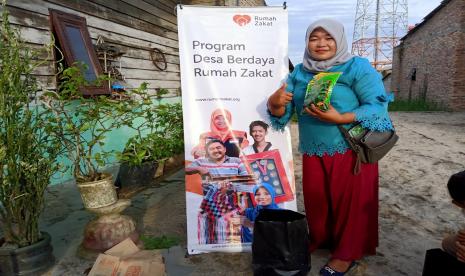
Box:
xmin=186 ymin=139 xmax=253 ymax=245
xmin=178 ymin=5 xmax=294 ymax=254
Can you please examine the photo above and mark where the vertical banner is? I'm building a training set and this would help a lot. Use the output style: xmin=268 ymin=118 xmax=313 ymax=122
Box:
xmin=178 ymin=5 xmax=294 ymax=254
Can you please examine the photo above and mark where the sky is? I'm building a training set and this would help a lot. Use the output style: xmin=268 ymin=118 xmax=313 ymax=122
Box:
xmin=265 ymin=0 xmax=443 ymax=64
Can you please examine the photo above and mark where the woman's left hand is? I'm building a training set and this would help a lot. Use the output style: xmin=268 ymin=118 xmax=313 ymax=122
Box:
xmin=304 ymin=104 xmax=355 ymax=124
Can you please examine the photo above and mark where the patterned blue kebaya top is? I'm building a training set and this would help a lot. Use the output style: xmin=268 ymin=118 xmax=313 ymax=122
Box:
xmin=269 ymin=56 xmax=394 ymax=157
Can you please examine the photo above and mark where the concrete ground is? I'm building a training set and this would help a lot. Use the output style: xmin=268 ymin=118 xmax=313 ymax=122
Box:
xmin=40 ymin=169 xmax=196 ymax=275
xmin=40 ymin=169 xmax=260 ymax=276
xmin=39 ymin=112 xmax=465 ymax=276
xmin=39 ymin=133 xmax=321 ymax=276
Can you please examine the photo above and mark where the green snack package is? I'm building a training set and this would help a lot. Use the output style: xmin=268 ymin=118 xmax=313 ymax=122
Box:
xmin=348 ymin=123 xmax=367 ymax=139
xmin=302 ymin=72 xmax=342 ymax=113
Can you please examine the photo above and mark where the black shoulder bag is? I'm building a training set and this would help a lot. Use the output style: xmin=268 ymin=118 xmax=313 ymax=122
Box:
xmin=338 ymin=123 xmax=399 ymax=174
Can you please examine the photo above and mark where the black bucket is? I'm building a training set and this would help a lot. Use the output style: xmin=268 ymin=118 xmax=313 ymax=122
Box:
xmin=0 ymin=231 xmax=55 ymax=276
xmin=115 ymin=161 xmax=158 ymax=189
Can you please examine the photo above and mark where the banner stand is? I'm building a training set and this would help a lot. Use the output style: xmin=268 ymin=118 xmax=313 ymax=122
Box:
xmin=178 ymin=5 xmax=295 ymax=254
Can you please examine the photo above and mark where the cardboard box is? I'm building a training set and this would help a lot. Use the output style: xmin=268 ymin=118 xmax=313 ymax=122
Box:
xmin=88 ymin=238 xmax=165 ymax=276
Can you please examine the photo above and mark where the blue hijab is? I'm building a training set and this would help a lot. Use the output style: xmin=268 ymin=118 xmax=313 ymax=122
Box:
xmin=245 ymin=182 xmax=280 ymax=222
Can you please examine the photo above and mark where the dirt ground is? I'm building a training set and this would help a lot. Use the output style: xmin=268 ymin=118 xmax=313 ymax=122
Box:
xmin=42 ymin=111 xmax=465 ymax=276
xmin=280 ymin=111 xmax=465 ymax=275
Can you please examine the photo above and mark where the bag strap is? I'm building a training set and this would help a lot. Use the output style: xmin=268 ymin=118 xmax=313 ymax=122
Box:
xmin=337 ymin=125 xmax=362 ymax=175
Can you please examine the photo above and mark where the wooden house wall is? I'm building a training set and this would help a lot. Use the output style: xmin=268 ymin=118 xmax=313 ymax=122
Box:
xmin=182 ymin=0 xmax=265 ymax=5
xmin=3 ymin=0 xmax=181 ymax=97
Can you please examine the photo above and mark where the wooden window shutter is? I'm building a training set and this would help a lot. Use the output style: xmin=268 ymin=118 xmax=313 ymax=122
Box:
xmin=49 ymin=9 xmax=109 ymax=96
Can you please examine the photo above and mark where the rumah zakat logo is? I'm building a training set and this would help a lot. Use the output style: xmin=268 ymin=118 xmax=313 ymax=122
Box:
xmin=233 ymin=15 xmax=251 ymax=26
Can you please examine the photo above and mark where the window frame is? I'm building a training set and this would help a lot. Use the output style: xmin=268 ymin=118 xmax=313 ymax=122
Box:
xmin=49 ymin=9 xmax=109 ymax=96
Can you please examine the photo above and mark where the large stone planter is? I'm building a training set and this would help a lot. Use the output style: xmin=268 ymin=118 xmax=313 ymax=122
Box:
xmin=0 ymin=232 xmax=55 ymax=276
xmin=81 ymin=199 xmax=138 ymax=251
xmin=76 ymin=173 xmax=117 ymax=209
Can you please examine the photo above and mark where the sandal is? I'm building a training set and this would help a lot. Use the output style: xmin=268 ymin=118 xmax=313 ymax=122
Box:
xmin=319 ymin=261 xmax=357 ymax=276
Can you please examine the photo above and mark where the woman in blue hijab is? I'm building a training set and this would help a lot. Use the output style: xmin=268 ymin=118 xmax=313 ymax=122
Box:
xmin=241 ymin=182 xmax=280 ymax=243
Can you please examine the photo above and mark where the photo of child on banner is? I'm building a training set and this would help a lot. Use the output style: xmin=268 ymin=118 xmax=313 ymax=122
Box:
xmin=242 ymin=120 xmax=275 ymax=155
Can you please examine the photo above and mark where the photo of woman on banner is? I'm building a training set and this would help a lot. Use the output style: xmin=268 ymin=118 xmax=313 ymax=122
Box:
xmin=242 ymin=120 xmax=275 ymax=155
xmin=191 ymin=108 xmax=249 ymax=159
xmin=239 ymin=182 xmax=281 ymax=243
xmin=186 ymin=139 xmax=253 ymax=244
xmin=267 ymin=18 xmax=394 ymax=275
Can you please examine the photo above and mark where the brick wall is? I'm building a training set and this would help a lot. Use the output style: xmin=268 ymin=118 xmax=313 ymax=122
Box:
xmin=451 ymin=9 xmax=465 ymax=111
xmin=391 ymin=0 xmax=465 ymax=111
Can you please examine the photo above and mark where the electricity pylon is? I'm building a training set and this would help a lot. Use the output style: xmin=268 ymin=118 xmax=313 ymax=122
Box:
xmin=352 ymin=0 xmax=408 ymax=70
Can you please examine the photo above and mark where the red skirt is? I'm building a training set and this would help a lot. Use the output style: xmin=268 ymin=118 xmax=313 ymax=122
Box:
xmin=302 ymin=150 xmax=379 ymax=261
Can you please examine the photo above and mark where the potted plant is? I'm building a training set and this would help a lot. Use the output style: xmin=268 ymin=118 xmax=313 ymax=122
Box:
xmin=116 ymin=88 xmax=184 ymax=190
xmin=42 ymin=66 xmax=151 ymax=254
xmin=42 ymin=65 xmax=134 ymax=209
xmin=0 ymin=4 xmax=62 ymax=275
xmin=152 ymin=101 xmax=184 ymax=173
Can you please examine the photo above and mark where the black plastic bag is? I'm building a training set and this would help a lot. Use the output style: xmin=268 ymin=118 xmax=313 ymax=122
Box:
xmin=422 ymin=248 xmax=465 ymax=275
xmin=252 ymin=209 xmax=310 ymax=276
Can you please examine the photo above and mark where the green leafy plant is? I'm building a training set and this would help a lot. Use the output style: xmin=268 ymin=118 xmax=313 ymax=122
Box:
xmin=0 ymin=3 xmax=62 ymax=247
xmin=117 ymin=89 xmax=184 ymax=167
xmin=140 ymin=235 xmax=179 ymax=250
xmin=155 ymin=88 xmax=169 ymax=103
xmin=42 ymin=65 xmax=133 ymax=183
